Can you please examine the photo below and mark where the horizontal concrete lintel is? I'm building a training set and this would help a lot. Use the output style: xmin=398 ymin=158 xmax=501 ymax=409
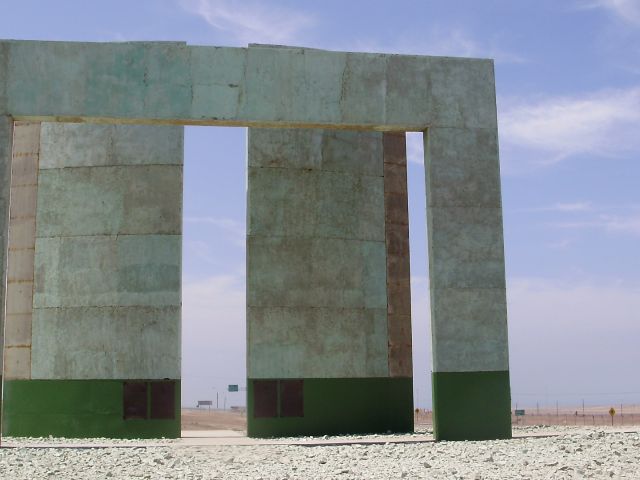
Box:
xmin=3 ymin=40 xmax=497 ymax=130
xmin=13 ymin=115 xmax=430 ymax=132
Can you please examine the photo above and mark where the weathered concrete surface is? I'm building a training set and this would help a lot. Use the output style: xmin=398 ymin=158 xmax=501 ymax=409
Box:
xmin=0 ymin=42 xmax=7 ymax=112
xmin=0 ymin=39 xmax=509 ymax=440
xmin=247 ymin=128 xmax=390 ymax=379
xmin=39 ymin=123 xmax=183 ymax=168
xmin=0 ymin=116 xmax=12 ymax=375
xmin=4 ymin=122 xmax=39 ymax=380
xmin=247 ymin=128 xmax=415 ymax=437
xmin=248 ymin=306 xmax=389 ymax=378
xmin=29 ymin=123 xmax=183 ymax=380
xmin=30 ymin=306 xmax=180 ymax=379
xmin=1 ymin=41 xmax=496 ymax=131
xmin=36 ymin=167 xmax=182 ymax=237
xmin=248 ymin=128 xmax=414 ymax=382
xmin=33 ymin=235 xmax=181 ymax=309
xmin=383 ymin=133 xmax=412 ymax=378
xmin=425 ymin=127 xmax=508 ymax=373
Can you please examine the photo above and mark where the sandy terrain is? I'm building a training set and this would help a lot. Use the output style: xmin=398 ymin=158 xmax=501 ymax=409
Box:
xmin=182 ymin=408 xmax=247 ymax=431
xmin=182 ymin=405 xmax=640 ymax=432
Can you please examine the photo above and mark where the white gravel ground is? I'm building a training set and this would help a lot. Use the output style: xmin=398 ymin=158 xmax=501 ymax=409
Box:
xmin=1 ymin=426 xmax=639 ymax=479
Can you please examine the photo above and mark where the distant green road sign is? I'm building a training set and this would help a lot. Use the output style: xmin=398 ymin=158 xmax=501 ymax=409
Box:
xmin=515 ymin=409 xmax=525 ymax=416
xmin=228 ymin=384 xmax=239 ymax=392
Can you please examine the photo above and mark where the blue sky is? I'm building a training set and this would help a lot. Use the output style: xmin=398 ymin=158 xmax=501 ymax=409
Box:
xmin=2 ymin=0 xmax=639 ymax=410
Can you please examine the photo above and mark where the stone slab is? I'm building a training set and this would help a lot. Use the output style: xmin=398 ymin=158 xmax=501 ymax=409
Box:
xmin=36 ymin=165 xmax=182 ymax=237
xmin=3 ymin=346 xmax=31 ymax=379
xmin=6 ymin=247 xmax=35 ymax=282
xmin=33 ymin=235 xmax=181 ymax=308
xmin=248 ymin=167 xmax=384 ymax=241
xmin=39 ymin=123 xmax=184 ymax=168
xmin=10 ymin=153 xmax=38 ymax=186
xmin=248 ymin=306 xmax=388 ymax=378
xmin=8 ymin=185 xmax=36 ymax=219
xmin=427 ymin=206 xmax=506 ymax=289
xmin=7 ymin=217 xmax=36 ymax=249
xmin=31 ymin=306 xmax=180 ymax=379
xmin=5 ymin=280 xmax=33 ymax=315
xmin=3 ymin=313 xmax=32 ymax=347
xmin=247 ymin=235 xmax=387 ymax=310
xmin=430 ymin=288 xmax=509 ymax=372
xmin=248 ymin=128 xmax=384 ymax=176
xmin=425 ymin=127 xmax=502 ymax=208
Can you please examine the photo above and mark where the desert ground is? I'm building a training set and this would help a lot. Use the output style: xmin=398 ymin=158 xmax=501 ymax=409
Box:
xmin=184 ymin=405 xmax=640 ymax=431
xmin=2 ymin=409 xmax=640 ymax=479
xmin=182 ymin=408 xmax=247 ymax=431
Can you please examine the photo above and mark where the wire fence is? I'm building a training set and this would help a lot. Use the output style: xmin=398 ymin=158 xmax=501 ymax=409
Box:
xmin=511 ymin=413 xmax=640 ymax=427
xmin=414 ymin=407 xmax=640 ymax=427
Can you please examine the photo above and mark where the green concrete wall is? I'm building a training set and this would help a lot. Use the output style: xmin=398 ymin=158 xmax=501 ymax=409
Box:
xmin=247 ymin=378 xmax=413 ymax=438
xmin=3 ymin=379 xmax=180 ymax=438
xmin=432 ymin=371 xmax=511 ymax=441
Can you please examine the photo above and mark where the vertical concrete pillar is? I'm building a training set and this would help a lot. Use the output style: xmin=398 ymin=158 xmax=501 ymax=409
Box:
xmin=247 ymin=128 xmax=413 ymax=437
xmin=0 ymin=116 xmax=13 ymax=394
xmin=2 ymin=123 xmax=183 ymax=438
xmin=3 ymin=123 xmax=39 ymax=383
xmin=425 ymin=127 xmax=511 ymax=440
xmin=384 ymin=133 xmax=412 ymax=378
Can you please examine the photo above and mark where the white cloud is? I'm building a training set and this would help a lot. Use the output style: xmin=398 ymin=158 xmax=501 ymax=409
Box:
xmin=508 ymin=276 xmax=640 ymax=330
xmin=180 ymin=0 xmax=314 ymax=44
xmin=499 ymin=86 xmax=640 ymax=169
xmin=546 ymin=238 xmax=574 ymax=249
xmin=552 ymin=212 xmax=640 ymax=236
xmin=406 ymin=132 xmax=424 ymax=165
xmin=581 ymin=0 xmax=640 ymax=25
xmin=185 ymin=239 xmax=218 ymax=265
xmin=508 ymin=276 xmax=640 ymax=403
xmin=182 ymin=273 xmax=246 ymax=406
xmin=409 ymin=275 xmax=432 ymax=408
xmin=553 ymin=202 xmax=593 ymax=212
xmin=510 ymin=202 xmax=593 ymax=214
xmin=179 ymin=270 xmax=640 ymax=407
xmin=184 ymin=216 xmax=245 ymax=247
xmin=349 ymin=28 xmax=526 ymax=64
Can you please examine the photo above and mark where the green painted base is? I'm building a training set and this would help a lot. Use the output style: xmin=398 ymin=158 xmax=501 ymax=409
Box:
xmin=2 ymin=379 xmax=180 ymax=438
xmin=432 ymin=370 xmax=511 ymax=441
xmin=247 ymin=377 xmax=413 ymax=438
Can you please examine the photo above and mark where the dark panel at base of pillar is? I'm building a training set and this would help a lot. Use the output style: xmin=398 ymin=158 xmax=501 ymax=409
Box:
xmin=432 ymin=370 xmax=511 ymax=441
xmin=247 ymin=377 xmax=413 ymax=438
xmin=2 ymin=379 xmax=181 ymax=438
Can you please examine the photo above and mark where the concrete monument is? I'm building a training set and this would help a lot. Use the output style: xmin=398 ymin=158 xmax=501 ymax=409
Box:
xmin=0 ymin=41 xmax=510 ymax=440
